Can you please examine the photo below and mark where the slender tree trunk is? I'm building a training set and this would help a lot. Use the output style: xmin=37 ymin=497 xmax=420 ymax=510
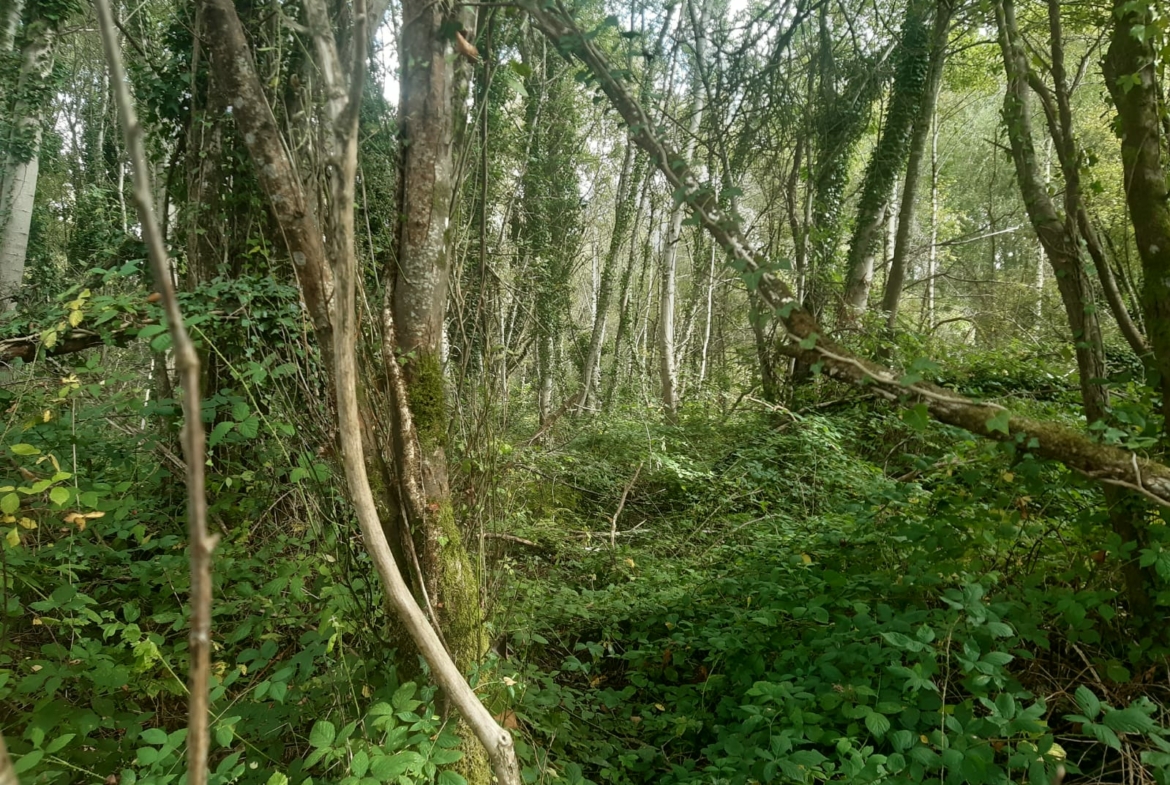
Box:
xmin=0 ymin=14 xmax=56 ymax=309
xmin=842 ymin=0 xmax=932 ymax=316
xmin=660 ymin=86 xmax=704 ymax=420
xmin=882 ymin=0 xmax=953 ymax=326
xmin=394 ymin=9 xmax=490 ymax=767
xmin=579 ymin=143 xmax=639 ymax=411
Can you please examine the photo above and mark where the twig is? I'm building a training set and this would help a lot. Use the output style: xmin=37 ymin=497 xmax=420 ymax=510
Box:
xmin=94 ymin=4 xmax=216 ymax=785
xmin=611 ymin=462 xmax=643 ymax=549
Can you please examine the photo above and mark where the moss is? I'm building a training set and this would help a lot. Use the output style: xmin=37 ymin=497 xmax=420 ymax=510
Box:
xmin=406 ymin=350 xmax=447 ymax=450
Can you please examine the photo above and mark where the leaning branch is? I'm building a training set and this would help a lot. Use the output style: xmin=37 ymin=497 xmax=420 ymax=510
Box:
xmin=520 ymin=0 xmax=1170 ymax=507
xmin=94 ymin=4 xmax=215 ymax=785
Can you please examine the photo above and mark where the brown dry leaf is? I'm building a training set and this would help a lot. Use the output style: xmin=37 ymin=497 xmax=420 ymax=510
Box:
xmin=493 ymin=710 xmax=520 ymax=729
xmin=455 ymin=31 xmax=479 ymax=61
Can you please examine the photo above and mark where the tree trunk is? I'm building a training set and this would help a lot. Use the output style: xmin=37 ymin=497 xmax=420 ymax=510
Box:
xmin=995 ymin=0 xmax=1155 ymax=624
xmin=842 ymin=0 xmax=932 ymax=317
xmin=1103 ymin=0 xmax=1170 ymax=429
xmin=661 ymin=69 xmax=705 ymax=421
xmin=882 ymin=0 xmax=953 ymax=326
xmin=578 ymin=143 xmax=639 ymax=411
xmin=0 ymin=13 xmax=56 ymax=310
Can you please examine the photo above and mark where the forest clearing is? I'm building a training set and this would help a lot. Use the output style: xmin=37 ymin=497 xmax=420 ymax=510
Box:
xmin=1 ymin=0 xmax=1169 ymax=782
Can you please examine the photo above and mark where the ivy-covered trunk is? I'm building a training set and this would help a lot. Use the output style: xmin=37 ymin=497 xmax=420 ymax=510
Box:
xmin=392 ymin=1 xmax=489 ymax=780
xmin=881 ymin=0 xmax=953 ymax=327
xmin=0 ymin=6 xmax=59 ymax=310
xmin=1103 ymin=0 xmax=1170 ymax=440
xmin=841 ymin=0 xmax=932 ymax=317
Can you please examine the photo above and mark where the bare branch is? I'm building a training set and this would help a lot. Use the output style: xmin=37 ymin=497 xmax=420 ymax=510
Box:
xmin=93 ymin=3 xmax=215 ymax=785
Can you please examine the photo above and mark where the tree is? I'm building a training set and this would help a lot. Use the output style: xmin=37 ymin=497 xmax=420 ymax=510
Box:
xmin=841 ymin=0 xmax=933 ymax=316
xmin=0 ymin=0 xmax=69 ymax=309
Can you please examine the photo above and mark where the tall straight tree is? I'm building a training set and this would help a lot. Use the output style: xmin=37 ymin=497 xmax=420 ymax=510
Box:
xmin=389 ymin=5 xmax=496 ymax=781
xmin=197 ymin=0 xmax=519 ymax=779
xmin=0 ymin=0 xmax=65 ymax=309
xmin=881 ymin=0 xmax=954 ymax=327
xmin=841 ymin=0 xmax=932 ymax=316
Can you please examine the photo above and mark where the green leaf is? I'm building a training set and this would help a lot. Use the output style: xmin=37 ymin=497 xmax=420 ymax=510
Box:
xmin=985 ymin=411 xmax=1011 ymax=435
xmin=140 ymin=728 xmax=168 ymax=745
xmin=902 ymin=404 xmax=930 ymax=432
xmin=351 ymin=750 xmax=370 ymax=778
xmin=0 ymin=494 xmax=18 ymax=515
xmin=236 ymin=415 xmax=260 ymax=439
xmin=265 ymin=774 xmax=289 ymax=785
xmin=9 ymin=444 xmax=39 ymax=456
xmin=309 ymin=720 xmax=336 ymax=749
xmin=45 ymin=734 xmax=75 ymax=754
xmin=865 ymin=712 xmax=891 ymax=738
xmin=231 ymin=401 xmax=251 ymax=421
xmin=798 ymin=332 xmax=819 ymax=350
xmin=370 ymin=751 xmax=423 ymax=779
xmin=392 ymin=682 xmax=419 ymax=712
xmin=438 ymin=772 xmax=467 ymax=785
xmin=1074 ymin=686 xmax=1101 ymax=720
xmin=14 ymin=749 xmax=43 ymax=774
xmin=1102 ymin=707 xmax=1159 ymax=734
xmin=215 ymin=724 xmax=234 ymax=748
xmin=49 ymin=486 xmax=70 ymax=506
xmin=209 ymin=421 xmax=235 ymax=448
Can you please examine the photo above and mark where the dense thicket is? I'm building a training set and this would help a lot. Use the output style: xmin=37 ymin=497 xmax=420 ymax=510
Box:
xmin=2 ymin=0 xmax=1169 ymax=783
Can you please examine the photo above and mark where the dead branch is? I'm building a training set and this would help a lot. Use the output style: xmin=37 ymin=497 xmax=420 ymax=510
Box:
xmin=94 ymin=3 xmax=215 ymax=785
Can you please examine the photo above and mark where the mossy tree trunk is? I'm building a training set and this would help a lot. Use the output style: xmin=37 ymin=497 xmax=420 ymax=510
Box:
xmin=881 ymin=0 xmax=954 ymax=328
xmin=995 ymin=0 xmax=1156 ymax=625
xmin=841 ymin=0 xmax=932 ymax=317
xmin=1104 ymin=0 xmax=1170 ymax=439
xmin=391 ymin=1 xmax=490 ymax=781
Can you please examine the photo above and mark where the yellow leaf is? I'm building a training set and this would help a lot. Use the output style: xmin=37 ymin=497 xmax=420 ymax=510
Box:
xmin=1002 ymin=472 xmax=1014 ymax=483
xmin=18 ymin=518 xmax=36 ymax=530
xmin=801 ymin=553 xmax=813 ymax=565
xmin=920 ymin=735 xmax=930 ymax=744
xmin=68 ymin=310 xmax=83 ymax=327
xmin=361 ymin=684 xmax=372 ymax=698
xmin=1046 ymin=743 xmax=1067 ymax=760
xmin=32 ymin=617 xmax=43 ymax=626
xmin=42 ymin=409 xmax=51 ymax=422
xmin=6 ymin=528 xmax=19 ymax=548
xmin=654 ymin=703 xmax=665 ymax=711
xmin=624 ymin=558 xmax=636 ymax=568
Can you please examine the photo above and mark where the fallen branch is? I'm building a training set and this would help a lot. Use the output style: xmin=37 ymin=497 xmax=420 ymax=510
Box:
xmin=520 ymin=0 xmax=1170 ymax=508
xmin=0 ymin=325 xmax=133 ymax=363
xmin=611 ymin=462 xmax=643 ymax=549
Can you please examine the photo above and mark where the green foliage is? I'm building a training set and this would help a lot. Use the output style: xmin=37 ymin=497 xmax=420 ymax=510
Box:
xmin=494 ymin=410 xmax=1170 ymax=784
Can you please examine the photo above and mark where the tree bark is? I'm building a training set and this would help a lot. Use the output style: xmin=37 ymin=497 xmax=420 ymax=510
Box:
xmin=1104 ymin=0 xmax=1170 ymax=428
xmin=200 ymin=1 xmax=517 ymax=779
xmin=842 ymin=0 xmax=932 ymax=316
xmin=393 ymin=2 xmax=493 ymax=780
xmin=0 ymin=13 xmax=56 ymax=310
xmin=660 ymin=54 xmax=705 ymax=421
xmin=882 ymin=0 xmax=953 ymax=326
xmin=579 ymin=143 xmax=639 ymax=411
xmin=995 ymin=0 xmax=1154 ymax=622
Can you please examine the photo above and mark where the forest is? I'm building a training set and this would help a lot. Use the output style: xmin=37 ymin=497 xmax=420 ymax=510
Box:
xmin=1 ymin=0 xmax=1169 ymax=782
